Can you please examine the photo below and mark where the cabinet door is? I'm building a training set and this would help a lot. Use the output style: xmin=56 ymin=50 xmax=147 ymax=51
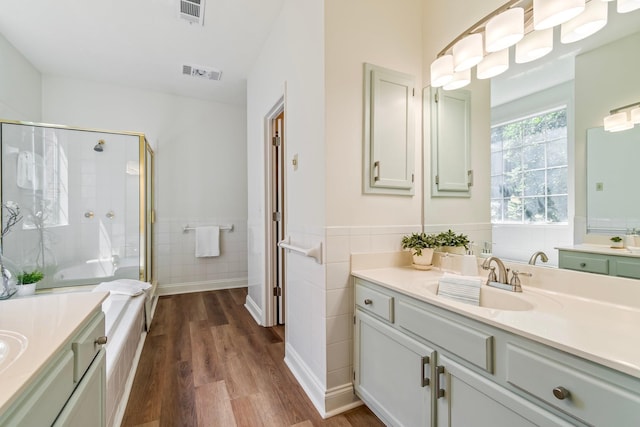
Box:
xmin=355 ymin=309 xmax=433 ymax=427
xmin=53 ymin=349 xmax=106 ymax=427
xmin=435 ymin=354 xmax=574 ymax=427
xmin=429 ymin=87 xmax=472 ymax=197
xmin=363 ymin=63 xmax=415 ymax=196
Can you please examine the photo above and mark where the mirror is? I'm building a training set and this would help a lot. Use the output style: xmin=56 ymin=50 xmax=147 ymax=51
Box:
xmin=424 ymin=4 xmax=640 ymax=268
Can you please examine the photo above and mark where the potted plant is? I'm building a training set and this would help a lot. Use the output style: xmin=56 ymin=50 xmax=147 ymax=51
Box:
xmin=610 ymin=236 xmax=624 ymax=249
xmin=401 ymin=232 xmax=438 ymax=269
xmin=16 ymin=269 xmax=44 ymax=296
xmin=436 ymin=229 xmax=470 ymax=254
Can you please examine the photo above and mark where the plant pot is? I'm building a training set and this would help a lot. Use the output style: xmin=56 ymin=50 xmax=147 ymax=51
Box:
xmin=16 ymin=282 xmax=37 ymax=297
xmin=442 ymin=246 xmax=466 ymax=255
xmin=610 ymin=241 xmax=624 ymax=249
xmin=412 ymin=248 xmax=434 ymax=270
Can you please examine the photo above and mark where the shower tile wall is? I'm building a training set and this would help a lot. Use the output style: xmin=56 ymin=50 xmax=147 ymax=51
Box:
xmin=154 ymin=217 xmax=248 ymax=287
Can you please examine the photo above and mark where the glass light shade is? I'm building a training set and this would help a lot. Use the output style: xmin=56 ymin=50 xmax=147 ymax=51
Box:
xmin=618 ymin=0 xmax=640 ymax=13
xmin=477 ymin=49 xmax=509 ymax=79
xmin=631 ymin=107 xmax=640 ymax=124
xmin=534 ymin=0 xmax=585 ymax=30
xmin=453 ymin=33 xmax=483 ymax=72
xmin=604 ymin=111 xmax=633 ymax=132
xmin=561 ymin=0 xmax=608 ymax=44
xmin=485 ymin=8 xmax=524 ymax=52
xmin=443 ymin=69 xmax=471 ymax=91
xmin=431 ymin=55 xmax=454 ymax=87
xmin=515 ymin=29 xmax=553 ymax=64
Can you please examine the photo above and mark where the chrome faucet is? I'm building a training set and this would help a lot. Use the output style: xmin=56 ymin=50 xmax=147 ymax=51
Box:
xmin=528 ymin=251 xmax=549 ymax=265
xmin=481 ymin=256 xmax=509 ymax=284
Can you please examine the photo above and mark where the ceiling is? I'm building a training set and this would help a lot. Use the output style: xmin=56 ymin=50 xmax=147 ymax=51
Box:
xmin=0 ymin=0 xmax=286 ymax=105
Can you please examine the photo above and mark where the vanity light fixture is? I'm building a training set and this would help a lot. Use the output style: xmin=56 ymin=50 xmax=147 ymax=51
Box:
xmin=485 ymin=7 xmax=525 ymax=52
xmin=603 ymin=101 xmax=640 ymax=132
xmin=443 ymin=69 xmax=471 ymax=91
xmin=533 ymin=0 xmax=585 ymax=30
xmin=477 ymin=49 xmax=510 ymax=79
xmin=515 ymin=28 xmax=553 ymax=63
xmin=561 ymin=0 xmax=608 ymax=44
xmin=452 ymin=33 xmax=484 ymax=72
xmin=430 ymin=54 xmax=454 ymax=87
xmin=617 ymin=0 xmax=640 ymax=14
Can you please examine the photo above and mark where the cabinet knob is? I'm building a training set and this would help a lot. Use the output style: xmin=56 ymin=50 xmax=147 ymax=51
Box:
xmin=580 ymin=262 xmax=587 ymax=268
xmin=364 ymin=298 xmax=373 ymax=305
xmin=553 ymin=386 xmax=570 ymax=400
xmin=95 ymin=336 xmax=108 ymax=345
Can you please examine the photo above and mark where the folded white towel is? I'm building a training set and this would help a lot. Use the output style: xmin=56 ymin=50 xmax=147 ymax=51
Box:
xmin=437 ymin=273 xmax=482 ymax=306
xmin=196 ymin=226 xmax=220 ymax=257
xmin=92 ymin=279 xmax=151 ymax=296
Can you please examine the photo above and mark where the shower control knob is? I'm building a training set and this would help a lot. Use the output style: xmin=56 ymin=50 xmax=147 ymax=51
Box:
xmin=106 ymin=211 xmax=115 ymax=219
xmin=84 ymin=211 xmax=94 ymax=219
xmin=95 ymin=336 xmax=108 ymax=345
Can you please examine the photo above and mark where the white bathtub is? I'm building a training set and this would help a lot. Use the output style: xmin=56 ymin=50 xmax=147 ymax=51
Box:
xmin=53 ymin=257 xmax=140 ymax=287
xmin=101 ymin=290 xmax=150 ymax=427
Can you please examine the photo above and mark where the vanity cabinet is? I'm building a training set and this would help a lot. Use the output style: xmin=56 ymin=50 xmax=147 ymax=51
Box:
xmin=558 ymin=249 xmax=640 ymax=279
xmin=353 ymin=278 xmax=640 ymax=427
xmin=0 ymin=310 xmax=106 ymax=427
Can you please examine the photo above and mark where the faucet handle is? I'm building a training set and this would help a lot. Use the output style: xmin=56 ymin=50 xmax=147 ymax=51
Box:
xmin=487 ymin=266 xmax=498 ymax=282
xmin=509 ymin=270 xmax=528 ymax=292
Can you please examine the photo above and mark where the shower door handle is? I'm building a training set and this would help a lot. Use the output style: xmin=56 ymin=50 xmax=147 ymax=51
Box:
xmin=106 ymin=211 xmax=115 ymax=219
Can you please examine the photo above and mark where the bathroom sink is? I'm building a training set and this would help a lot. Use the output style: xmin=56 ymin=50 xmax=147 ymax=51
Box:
xmin=424 ymin=282 xmax=535 ymax=311
xmin=0 ymin=330 xmax=28 ymax=374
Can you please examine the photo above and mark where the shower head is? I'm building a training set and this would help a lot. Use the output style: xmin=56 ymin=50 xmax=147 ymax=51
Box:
xmin=94 ymin=140 xmax=105 ymax=152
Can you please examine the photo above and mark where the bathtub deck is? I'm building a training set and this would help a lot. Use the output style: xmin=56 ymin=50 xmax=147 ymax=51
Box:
xmin=121 ymin=288 xmax=382 ymax=427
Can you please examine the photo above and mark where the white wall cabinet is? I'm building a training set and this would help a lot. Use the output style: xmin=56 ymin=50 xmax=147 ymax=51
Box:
xmin=353 ymin=278 xmax=640 ymax=427
xmin=363 ymin=63 xmax=415 ymax=196
xmin=0 ymin=310 xmax=106 ymax=427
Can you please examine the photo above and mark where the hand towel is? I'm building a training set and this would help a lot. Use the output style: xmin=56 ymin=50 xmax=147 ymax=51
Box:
xmin=92 ymin=279 xmax=151 ymax=296
xmin=437 ymin=273 xmax=482 ymax=306
xmin=196 ymin=226 xmax=220 ymax=257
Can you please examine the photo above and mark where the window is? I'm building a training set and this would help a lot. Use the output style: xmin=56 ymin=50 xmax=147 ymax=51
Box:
xmin=491 ymin=108 xmax=568 ymax=224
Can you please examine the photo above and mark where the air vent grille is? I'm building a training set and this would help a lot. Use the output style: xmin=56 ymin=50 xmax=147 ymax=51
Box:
xmin=179 ymin=0 xmax=205 ymax=25
xmin=182 ymin=64 xmax=222 ymax=81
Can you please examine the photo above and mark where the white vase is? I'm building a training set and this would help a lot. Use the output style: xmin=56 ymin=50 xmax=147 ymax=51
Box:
xmin=16 ymin=282 xmax=37 ymax=296
xmin=412 ymin=248 xmax=434 ymax=270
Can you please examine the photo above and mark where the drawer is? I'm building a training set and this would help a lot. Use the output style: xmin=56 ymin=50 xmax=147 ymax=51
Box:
xmin=558 ymin=252 xmax=608 ymax=275
xmin=72 ymin=311 xmax=106 ymax=383
xmin=506 ymin=344 xmax=640 ymax=427
xmin=615 ymin=258 xmax=640 ymax=279
xmin=355 ymin=282 xmax=394 ymax=322
xmin=397 ymin=301 xmax=493 ymax=372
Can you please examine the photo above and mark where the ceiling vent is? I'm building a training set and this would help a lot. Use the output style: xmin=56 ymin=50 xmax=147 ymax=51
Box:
xmin=182 ymin=64 xmax=222 ymax=81
xmin=179 ymin=0 xmax=205 ymax=25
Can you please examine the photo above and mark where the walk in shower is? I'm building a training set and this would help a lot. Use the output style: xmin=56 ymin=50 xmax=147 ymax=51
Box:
xmin=0 ymin=120 xmax=154 ymax=290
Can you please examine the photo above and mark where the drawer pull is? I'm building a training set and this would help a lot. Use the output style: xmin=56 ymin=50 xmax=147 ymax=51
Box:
xmin=421 ymin=356 xmax=430 ymax=387
xmin=364 ymin=298 xmax=373 ymax=305
xmin=94 ymin=336 xmax=108 ymax=345
xmin=435 ymin=365 xmax=445 ymax=398
xmin=553 ymin=386 xmax=570 ymax=400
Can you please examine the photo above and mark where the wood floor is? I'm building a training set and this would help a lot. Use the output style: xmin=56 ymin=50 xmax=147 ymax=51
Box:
xmin=121 ymin=288 xmax=384 ymax=427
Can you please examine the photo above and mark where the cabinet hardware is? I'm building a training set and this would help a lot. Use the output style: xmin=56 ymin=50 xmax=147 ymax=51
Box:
xmin=435 ymin=365 xmax=445 ymax=398
xmin=435 ymin=175 xmax=439 ymax=185
xmin=94 ymin=336 xmax=108 ymax=345
xmin=580 ymin=262 xmax=587 ymax=268
xmin=421 ymin=356 xmax=430 ymax=387
xmin=552 ymin=386 xmax=570 ymax=400
xmin=467 ymin=170 xmax=473 ymax=187
xmin=364 ymin=298 xmax=373 ymax=305
xmin=373 ymin=161 xmax=380 ymax=182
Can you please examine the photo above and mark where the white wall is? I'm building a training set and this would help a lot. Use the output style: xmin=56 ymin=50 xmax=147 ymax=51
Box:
xmin=42 ymin=76 xmax=248 ymax=292
xmin=0 ymin=33 xmax=41 ymax=121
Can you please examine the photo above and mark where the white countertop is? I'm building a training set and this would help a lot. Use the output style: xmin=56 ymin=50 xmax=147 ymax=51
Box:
xmin=352 ymin=266 xmax=640 ymax=379
xmin=0 ymin=291 xmax=108 ymax=414
xmin=557 ymin=243 xmax=640 ymax=258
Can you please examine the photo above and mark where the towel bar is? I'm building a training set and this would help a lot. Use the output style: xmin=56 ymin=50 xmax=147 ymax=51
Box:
xmin=183 ymin=224 xmax=233 ymax=233
xmin=278 ymin=236 xmax=323 ymax=264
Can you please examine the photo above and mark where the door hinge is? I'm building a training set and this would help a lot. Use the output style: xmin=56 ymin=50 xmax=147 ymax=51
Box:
xmin=434 ymin=92 xmax=439 ymax=103
xmin=353 ymin=315 xmax=356 ymax=325
xmin=435 ymin=174 xmax=439 ymax=185
xmin=272 ymin=211 xmax=281 ymax=221
xmin=412 ymin=173 xmax=414 ymax=183
xmin=273 ymin=287 xmax=282 ymax=297
xmin=272 ymin=136 xmax=281 ymax=147
xmin=412 ymin=88 xmax=415 ymax=97
xmin=467 ymin=169 xmax=474 ymax=187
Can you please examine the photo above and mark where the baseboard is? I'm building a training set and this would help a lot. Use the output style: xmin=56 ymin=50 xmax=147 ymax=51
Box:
xmin=157 ymin=277 xmax=248 ymax=296
xmin=244 ymin=294 xmax=263 ymax=326
xmin=112 ymin=331 xmax=147 ymax=427
xmin=283 ymin=343 xmax=362 ymax=419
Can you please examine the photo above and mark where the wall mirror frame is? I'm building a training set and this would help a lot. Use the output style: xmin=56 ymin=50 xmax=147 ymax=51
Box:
xmin=0 ymin=119 xmax=154 ymax=291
